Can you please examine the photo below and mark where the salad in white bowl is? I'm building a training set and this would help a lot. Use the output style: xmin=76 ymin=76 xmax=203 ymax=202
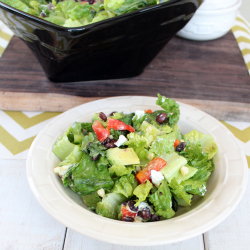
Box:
xmin=52 ymin=94 xmax=218 ymax=222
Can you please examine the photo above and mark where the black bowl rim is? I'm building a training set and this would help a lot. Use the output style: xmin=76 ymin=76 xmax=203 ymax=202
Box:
xmin=0 ymin=0 xmax=196 ymax=31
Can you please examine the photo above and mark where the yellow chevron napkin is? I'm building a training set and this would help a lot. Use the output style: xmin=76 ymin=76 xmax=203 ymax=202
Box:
xmin=0 ymin=110 xmax=249 ymax=169
xmin=232 ymin=13 xmax=250 ymax=75
xmin=0 ymin=20 xmax=13 ymax=57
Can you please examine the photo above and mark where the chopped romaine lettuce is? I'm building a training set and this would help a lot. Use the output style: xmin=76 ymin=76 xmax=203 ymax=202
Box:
xmin=109 ymin=164 xmax=136 ymax=176
xmin=149 ymin=179 xmax=175 ymax=219
xmin=112 ymin=174 xmax=138 ymax=198
xmin=96 ymin=193 xmax=127 ymax=219
xmin=184 ymin=130 xmax=218 ymax=159
xmin=133 ymin=180 xmax=153 ymax=206
xmin=63 ymin=152 xmax=114 ymax=195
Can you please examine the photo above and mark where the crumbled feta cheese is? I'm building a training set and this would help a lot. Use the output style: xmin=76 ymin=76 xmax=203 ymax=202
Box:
xmin=138 ymin=201 xmax=150 ymax=211
xmin=114 ymin=135 xmax=128 ymax=147
xmin=180 ymin=166 xmax=189 ymax=176
xmin=150 ymin=170 xmax=164 ymax=186
xmin=97 ymin=188 xmax=105 ymax=198
xmin=133 ymin=110 xmax=145 ymax=120
xmin=54 ymin=165 xmax=70 ymax=178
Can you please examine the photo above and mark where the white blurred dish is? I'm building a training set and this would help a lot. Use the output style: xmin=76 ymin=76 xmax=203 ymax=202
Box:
xmin=26 ymin=96 xmax=248 ymax=246
xmin=177 ymin=0 xmax=242 ymax=41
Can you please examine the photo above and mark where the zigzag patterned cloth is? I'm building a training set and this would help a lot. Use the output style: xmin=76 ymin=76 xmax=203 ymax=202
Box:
xmin=232 ymin=13 xmax=250 ymax=75
xmin=0 ymin=110 xmax=249 ymax=169
xmin=0 ymin=20 xmax=13 ymax=57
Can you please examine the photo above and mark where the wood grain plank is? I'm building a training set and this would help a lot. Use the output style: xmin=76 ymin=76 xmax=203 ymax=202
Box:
xmin=63 ymin=229 xmax=204 ymax=250
xmin=0 ymin=159 xmax=66 ymax=250
xmin=203 ymin=172 xmax=250 ymax=250
xmin=1 ymin=92 xmax=250 ymax=122
xmin=0 ymin=32 xmax=249 ymax=104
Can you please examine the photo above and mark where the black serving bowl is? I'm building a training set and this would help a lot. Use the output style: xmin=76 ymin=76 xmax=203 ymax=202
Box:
xmin=0 ymin=0 xmax=202 ymax=82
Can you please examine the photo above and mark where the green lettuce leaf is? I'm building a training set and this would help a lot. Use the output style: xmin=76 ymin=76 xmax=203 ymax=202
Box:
xmin=96 ymin=193 xmax=127 ymax=219
xmin=109 ymin=128 xmax=128 ymax=140
xmin=82 ymin=191 xmax=101 ymax=210
xmin=67 ymin=122 xmax=85 ymax=145
xmin=81 ymin=132 xmax=97 ymax=152
xmin=160 ymin=152 xmax=187 ymax=183
xmin=169 ymin=178 xmax=193 ymax=205
xmin=104 ymin=0 xmax=125 ymax=11
xmin=181 ymin=179 xmax=207 ymax=196
xmin=81 ymin=122 xmax=94 ymax=133
xmin=155 ymin=93 xmax=180 ymax=125
xmin=149 ymin=179 xmax=175 ymax=219
xmin=133 ymin=180 xmax=153 ymax=206
xmin=184 ymin=130 xmax=218 ymax=159
xmin=64 ymin=152 xmax=114 ymax=195
xmin=59 ymin=145 xmax=83 ymax=167
xmin=118 ymin=113 xmax=135 ymax=126
xmin=112 ymin=174 xmax=138 ymax=198
xmin=52 ymin=127 xmax=75 ymax=160
xmin=125 ymin=132 xmax=149 ymax=163
xmin=109 ymin=164 xmax=136 ymax=176
xmin=179 ymin=143 xmax=214 ymax=182
xmin=87 ymin=141 xmax=107 ymax=159
xmin=113 ymin=0 xmax=157 ymax=15
xmin=149 ymin=133 xmax=175 ymax=156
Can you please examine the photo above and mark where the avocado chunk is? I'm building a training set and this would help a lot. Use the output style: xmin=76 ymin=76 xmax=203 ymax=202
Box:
xmin=106 ymin=148 xmax=140 ymax=166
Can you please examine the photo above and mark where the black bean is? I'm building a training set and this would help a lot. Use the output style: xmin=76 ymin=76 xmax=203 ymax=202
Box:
xmin=156 ymin=113 xmax=167 ymax=123
xmin=99 ymin=112 xmax=107 ymax=122
xmin=128 ymin=200 xmax=138 ymax=212
xmin=106 ymin=138 xmax=111 ymax=143
xmin=150 ymin=214 xmax=160 ymax=221
xmin=105 ymin=142 xmax=116 ymax=149
xmin=91 ymin=155 xmax=100 ymax=161
xmin=176 ymin=142 xmax=186 ymax=152
xmin=40 ymin=12 xmax=46 ymax=18
xmin=101 ymin=140 xmax=106 ymax=145
xmin=123 ymin=217 xmax=134 ymax=222
xmin=109 ymin=111 xmax=117 ymax=116
xmin=140 ymin=207 xmax=151 ymax=220
xmin=122 ymin=201 xmax=128 ymax=206
xmin=88 ymin=0 xmax=95 ymax=4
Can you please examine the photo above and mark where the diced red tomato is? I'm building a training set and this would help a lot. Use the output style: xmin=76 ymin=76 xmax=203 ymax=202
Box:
xmin=145 ymin=109 xmax=153 ymax=114
xmin=174 ymin=139 xmax=180 ymax=147
xmin=92 ymin=120 xmax=110 ymax=142
xmin=107 ymin=118 xmax=135 ymax=132
xmin=121 ymin=206 xmax=137 ymax=220
xmin=136 ymin=157 xmax=167 ymax=184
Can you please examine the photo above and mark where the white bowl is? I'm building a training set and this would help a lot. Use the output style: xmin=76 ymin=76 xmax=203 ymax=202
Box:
xmin=177 ymin=0 xmax=242 ymax=41
xmin=26 ymin=96 xmax=248 ymax=246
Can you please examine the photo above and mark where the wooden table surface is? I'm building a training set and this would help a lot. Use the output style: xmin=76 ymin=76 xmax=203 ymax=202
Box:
xmin=0 ymin=31 xmax=250 ymax=250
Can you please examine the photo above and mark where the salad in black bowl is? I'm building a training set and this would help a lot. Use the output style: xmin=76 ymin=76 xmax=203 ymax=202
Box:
xmin=0 ymin=0 xmax=202 ymax=81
